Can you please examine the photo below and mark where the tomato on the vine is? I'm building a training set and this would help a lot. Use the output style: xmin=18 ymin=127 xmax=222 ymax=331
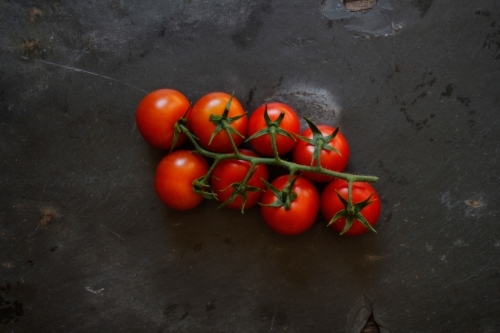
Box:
xmin=188 ymin=92 xmax=247 ymax=153
xmin=247 ymin=102 xmax=300 ymax=156
xmin=321 ymin=179 xmax=381 ymax=236
xmin=136 ymin=89 xmax=190 ymax=150
xmin=210 ymin=150 xmax=268 ymax=211
xmin=154 ymin=150 xmax=209 ymax=210
xmin=260 ymin=175 xmax=319 ymax=236
xmin=292 ymin=125 xmax=350 ymax=183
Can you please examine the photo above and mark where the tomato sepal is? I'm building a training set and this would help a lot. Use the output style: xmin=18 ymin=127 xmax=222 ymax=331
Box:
xmin=171 ymin=107 xmax=192 ymax=152
xmin=326 ymin=190 xmax=378 ymax=235
xmin=298 ymin=118 xmax=342 ymax=167
xmin=192 ymin=177 xmax=217 ymax=200
xmin=259 ymin=176 xmax=298 ymax=210
xmin=216 ymin=164 xmax=264 ymax=213
xmin=217 ymin=182 xmax=263 ymax=214
xmin=207 ymin=94 xmax=246 ymax=147
xmin=246 ymin=105 xmax=297 ymax=145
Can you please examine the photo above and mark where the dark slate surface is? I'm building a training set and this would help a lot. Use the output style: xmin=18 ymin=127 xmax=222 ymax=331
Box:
xmin=1 ymin=0 xmax=499 ymax=332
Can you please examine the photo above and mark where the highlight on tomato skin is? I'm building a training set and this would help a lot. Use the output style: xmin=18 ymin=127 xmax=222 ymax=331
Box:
xmin=320 ymin=179 xmax=381 ymax=236
xmin=154 ymin=150 xmax=209 ymax=211
xmin=292 ymin=125 xmax=350 ymax=183
xmin=188 ymin=92 xmax=248 ymax=153
xmin=135 ymin=89 xmax=191 ymax=150
xmin=247 ymin=102 xmax=301 ymax=156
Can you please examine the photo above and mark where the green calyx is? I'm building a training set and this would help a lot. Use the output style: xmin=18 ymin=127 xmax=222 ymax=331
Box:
xmin=217 ymin=166 xmax=263 ymax=214
xmin=297 ymin=117 xmax=341 ymax=167
xmin=326 ymin=188 xmax=377 ymax=235
xmin=208 ymin=93 xmax=245 ymax=147
xmin=246 ymin=104 xmax=296 ymax=144
xmin=192 ymin=177 xmax=217 ymax=200
xmin=259 ymin=175 xmax=298 ymax=210
xmin=171 ymin=106 xmax=192 ymax=152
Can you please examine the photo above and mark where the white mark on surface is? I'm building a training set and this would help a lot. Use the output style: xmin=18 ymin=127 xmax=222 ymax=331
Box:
xmin=268 ymin=85 xmax=342 ymax=129
xmin=439 ymin=191 xmax=460 ymax=210
xmin=100 ymin=224 xmax=123 ymax=241
xmin=85 ymin=286 xmax=105 ymax=295
xmin=425 ymin=243 xmax=433 ymax=252
xmin=367 ymin=254 xmax=384 ymax=261
xmin=464 ymin=196 xmax=489 ymax=218
xmin=456 ymin=266 xmax=488 ymax=285
xmin=28 ymin=225 xmax=40 ymax=239
xmin=37 ymin=60 xmax=147 ymax=94
xmin=453 ymin=239 xmax=468 ymax=247
xmin=464 ymin=198 xmax=485 ymax=208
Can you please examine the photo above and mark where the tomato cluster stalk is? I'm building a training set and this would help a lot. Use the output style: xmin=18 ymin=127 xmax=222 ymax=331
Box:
xmin=174 ymin=96 xmax=379 ymax=234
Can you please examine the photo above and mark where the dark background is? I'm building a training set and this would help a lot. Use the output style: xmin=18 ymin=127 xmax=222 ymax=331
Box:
xmin=1 ymin=0 xmax=499 ymax=332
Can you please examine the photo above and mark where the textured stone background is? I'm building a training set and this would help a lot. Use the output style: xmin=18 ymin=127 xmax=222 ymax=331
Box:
xmin=1 ymin=0 xmax=499 ymax=332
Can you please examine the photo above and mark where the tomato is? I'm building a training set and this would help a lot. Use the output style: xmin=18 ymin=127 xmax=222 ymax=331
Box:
xmin=247 ymin=102 xmax=301 ymax=156
xmin=260 ymin=175 xmax=319 ymax=235
xmin=292 ymin=125 xmax=350 ymax=183
xmin=136 ymin=89 xmax=190 ymax=150
xmin=188 ymin=92 xmax=247 ymax=153
xmin=321 ymin=179 xmax=381 ymax=236
xmin=210 ymin=150 xmax=268 ymax=211
xmin=154 ymin=150 xmax=209 ymax=210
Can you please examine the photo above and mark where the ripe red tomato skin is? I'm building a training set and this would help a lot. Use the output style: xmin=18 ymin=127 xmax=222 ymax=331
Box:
xmin=260 ymin=175 xmax=319 ymax=236
xmin=321 ymin=179 xmax=381 ymax=236
xmin=136 ymin=89 xmax=190 ymax=150
xmin=292 ymin=125 xmax=350 ymax=183
xmin=189 ymin=92 xmax=248 ymax=153
xmin=247 ymin=102 xmax=301 ymax=156
xmin=210 ymin=150 xmax=269 ymax=210
xmin=154 ymin=150 xmax=209 ymax=211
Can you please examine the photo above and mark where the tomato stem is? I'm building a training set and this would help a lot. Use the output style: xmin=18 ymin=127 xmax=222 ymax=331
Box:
xmin=269 ymin=126 xmax=281 ymax=162
xmin=181 ymin=122 xmax=377 ymax=183
xmin=347 ymin=180 xmax=355 ymax=216
xmin=177 ymin=116 xmax=378 ymax=221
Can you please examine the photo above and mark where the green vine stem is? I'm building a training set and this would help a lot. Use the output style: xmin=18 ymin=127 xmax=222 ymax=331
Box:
xmin=179 ymin=124 xmax=378 ymax=184
xmin=178 ymin=124 xmax=377 ymax=201
xmin=173 ymin=100 xmax=378 ymax=225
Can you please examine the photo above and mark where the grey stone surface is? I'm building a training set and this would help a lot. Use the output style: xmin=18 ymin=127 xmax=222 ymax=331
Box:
xmin=1 ymin=0 xmax=499 ymax=332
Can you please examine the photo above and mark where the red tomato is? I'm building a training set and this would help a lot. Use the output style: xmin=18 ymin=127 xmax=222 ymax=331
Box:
xmin=247 ymin=102 xmax=300 ymax=156
xmin=189 ymin=92 xmax=247 ymax=153
xmin=136 ymin=89 xmax=190 ymax=150
xmin=210 ymin=150 xmax=269 ymax=211
xmin=321 ymin=179 xmax=381 ymax=236
xmin=292 ymin=125 xmax=350 ymax=183
xmin=260 ymin=175 xmax=319 ymax=235
xmin=154 ymin=150 xmax=209 ymax=210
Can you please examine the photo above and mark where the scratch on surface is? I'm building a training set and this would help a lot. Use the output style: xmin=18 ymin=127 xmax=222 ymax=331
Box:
xmin=28 ymin=225 xmax=40 ymax=238
xmin=270 ymin=289 xmax=281 ymax=332
xmin=36 ymin=59 xmax=148 ymax=94
xmin=444 ymin=266 xmax=491 ymax=289
xmin=366 ymin=254 xmax=384 ymax=261
xmin=456 ymin=266 xmax=488 ymax=284
xmin=439 ymin=191 xmax=460 ymax=210
xmin=85 ymin=286 xmax=105 ymax=295
xmin=100 ymin=224 xmax=123 ymax=241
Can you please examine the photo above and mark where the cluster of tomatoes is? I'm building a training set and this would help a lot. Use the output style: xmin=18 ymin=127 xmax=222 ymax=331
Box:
xmin=135 ymin=89 xmax=381 ymax=236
